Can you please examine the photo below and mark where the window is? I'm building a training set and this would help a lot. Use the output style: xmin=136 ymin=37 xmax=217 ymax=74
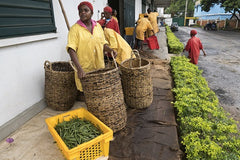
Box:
xmin=0 ymin=0 xmax=56 ymax=39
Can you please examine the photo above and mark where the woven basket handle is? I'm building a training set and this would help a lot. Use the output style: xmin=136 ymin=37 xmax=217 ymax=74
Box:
xmin=130 ymin=49 xmax=141 ymax=68
xmin=69 ymin=61 xmax=90 ymax=76
xmin=69 ymin=60 xmax=78 ymax=72
xmin=69 ymin=51 xmax=117 ymax=73
xmin=44 ymin=60 xmax=52 ymax=70
xmin=106 ymin=54 xmax=111 ymax=68
xmin=110 ymin=51 xmax=118 ymax=69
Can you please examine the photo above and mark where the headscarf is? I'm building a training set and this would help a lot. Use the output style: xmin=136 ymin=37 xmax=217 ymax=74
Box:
xmin=78 ymin=1 xmax=93 ymax=12
xmin=190 ymin=30 xmax=197 ymax=36
xmin=104 ymin=6 xmax=112 ymax=13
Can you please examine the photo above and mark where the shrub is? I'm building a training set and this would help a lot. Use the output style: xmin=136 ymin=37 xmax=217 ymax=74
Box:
xmin=166 ymin=25 xmax=184 ymax=54
xmin=171 ymin=56 xmax=240 ymax=160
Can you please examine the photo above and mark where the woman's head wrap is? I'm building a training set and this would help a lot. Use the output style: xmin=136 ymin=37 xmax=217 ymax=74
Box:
xmin=104 ymin=6 xmax=112 ymax=13
xmin=78 ymin=1 xmax=93 ymax=12
xmin=190 ymin=30 xmax=197 ymax=36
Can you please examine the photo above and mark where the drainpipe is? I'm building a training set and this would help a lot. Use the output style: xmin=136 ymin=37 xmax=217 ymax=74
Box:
xmin=184 ymin=0 xmax=188 ymax=26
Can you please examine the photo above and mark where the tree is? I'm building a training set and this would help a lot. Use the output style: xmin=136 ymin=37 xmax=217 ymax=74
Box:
xmin=165 ymin=1 xmax=180 ymax=17
xmin=201 ymin=0 xmax=240 ymax=20
xmin=165 ymin=0 xmax=195 ymax=17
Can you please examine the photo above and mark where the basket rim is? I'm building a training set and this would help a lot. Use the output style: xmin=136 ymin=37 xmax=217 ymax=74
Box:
xmin=120 ymin=57 xmax=150 ymax=70
xmin=45 ymin=69 xmax=75 ymax=73
xmin=44 ymin=61 xmax=75 ymax=73
xmin=84 ymin=66 xmax=119 ymax=78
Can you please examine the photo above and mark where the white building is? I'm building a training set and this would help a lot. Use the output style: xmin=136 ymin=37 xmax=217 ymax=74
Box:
xmin=0 ymin=0 xmax=152 ymax=141
xmin=0 ymin=0 xmax=109 ymax=141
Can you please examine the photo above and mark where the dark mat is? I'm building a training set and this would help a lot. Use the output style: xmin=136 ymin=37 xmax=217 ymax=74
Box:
xmin=109 ymin=92 xmax=181 ymax=160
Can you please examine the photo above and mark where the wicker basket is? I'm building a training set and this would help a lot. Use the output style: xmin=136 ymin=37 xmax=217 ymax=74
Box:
xmin=71 ymin=54 xmax=127 ymax=133
xmin=44 ymin=61 xmax=77 ymax=111
xmin=120 ymin=50 xmax=153 ymax=109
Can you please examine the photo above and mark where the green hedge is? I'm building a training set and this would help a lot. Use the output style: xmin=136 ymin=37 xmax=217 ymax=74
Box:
xmin=171 ymin=56 xmax=240 ymax=160
xmin=166 ymin=25 xmax=184 ymax=54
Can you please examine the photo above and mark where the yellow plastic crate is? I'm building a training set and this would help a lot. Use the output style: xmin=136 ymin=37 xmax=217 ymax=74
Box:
xmin=45 ymin=108 xmax=113 ymax=160
xmin=125 ymin=27 xmax=135 ymax=36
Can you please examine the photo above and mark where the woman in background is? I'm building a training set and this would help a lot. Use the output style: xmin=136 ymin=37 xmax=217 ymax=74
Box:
xmin=112 ymin=9 xmax=118 ymax=23
xmin=147 ymin=8 xmax=159 ymax=34
xmin=104 ymin=28 xmax=133 ymax=64
xmin=97 ymin=6 xmax=120 ymax=34
xmin=134 ymin=14 xmax=154 ymax=52
xmin=183 ymin=30 xmax=206 ymax=65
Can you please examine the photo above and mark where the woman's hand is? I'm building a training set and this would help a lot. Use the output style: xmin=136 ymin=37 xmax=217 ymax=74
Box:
xmin=152 ymin=30 xmax=155 ymax=35
xmin=101 ymin=12 xmax=105 ymax=19
xmin=110 ymin=49 xmax=117 ymax=58
xmin=68 ymin=47 xmax=86 ymax=79
xmin=104 ymin=44 xmax=117 ymax=58
xmin=202 ymin=49 xmax=207 ymax=56
xmin=77 ymin=67 xmax=86 ymax=79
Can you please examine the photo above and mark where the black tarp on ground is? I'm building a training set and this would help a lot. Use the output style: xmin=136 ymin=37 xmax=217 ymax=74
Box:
xmin=109 ymin=60 xmax=182 ymax=160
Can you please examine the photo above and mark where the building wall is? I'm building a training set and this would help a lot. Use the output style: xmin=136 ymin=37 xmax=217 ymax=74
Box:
xmin=194 ymin=3 xmax=231 ymax=20
xmin=0 ymin=0 xmax=107 ymax=126
xmin=197 ymin=19 xmax=240 ymax=29
xmin=195 ymin=0 xmax=200 ymax=6
xmin=157 ymin=7 xmax=164 ymax=16
xmin=135 ymin=0 xmax=142 ymax=22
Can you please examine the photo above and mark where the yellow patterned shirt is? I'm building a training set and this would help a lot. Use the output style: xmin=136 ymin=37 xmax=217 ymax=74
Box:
xmin=104 ymin=28 xmax=133 ymax=64
xmin=148 ymin=12 xmax=159 ymax=33
xmin=136 ymin=17 xmax=153 ymax=40
xmin=66 ymin=23 xmax=108 ymax=91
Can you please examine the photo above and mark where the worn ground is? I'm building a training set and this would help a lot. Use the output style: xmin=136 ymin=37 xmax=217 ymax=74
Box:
xmin=0 ymin=28 xmax=181 ymax=160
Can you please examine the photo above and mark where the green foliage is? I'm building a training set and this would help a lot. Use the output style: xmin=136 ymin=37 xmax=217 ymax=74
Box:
xmin=165 ymin=1 xmax=180 ymax=17
xmin=166 ymin=25 xmax=184 ymax=54
xmin=171 ymin=56 xmax=240 ymax=160
xmin=165 ymin=0 xmax=195 ymax=17
xmin=222 ymin=0 xmax=240 ymax=14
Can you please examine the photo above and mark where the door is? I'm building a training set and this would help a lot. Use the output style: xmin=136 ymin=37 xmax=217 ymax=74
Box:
xmin=124 ymin=0 xmax=135 ymax=27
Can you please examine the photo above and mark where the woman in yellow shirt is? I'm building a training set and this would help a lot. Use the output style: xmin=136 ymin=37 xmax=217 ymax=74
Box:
xmin=134 ymin=14 xmax=154 ymax=52
xmin=147 ymin=8 xmax=159 ymax=36
xmin=66 ymin=1 xmax=116 ymax=91
xmin=104 ymin=28 xmax=133 ymax=64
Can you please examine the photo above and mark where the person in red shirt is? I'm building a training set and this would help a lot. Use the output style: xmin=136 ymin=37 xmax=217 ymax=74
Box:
xmin=184 ymin=30 xmax=206 ymax=65
xmin=97 ymin=6 xmax=120 ymax=34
